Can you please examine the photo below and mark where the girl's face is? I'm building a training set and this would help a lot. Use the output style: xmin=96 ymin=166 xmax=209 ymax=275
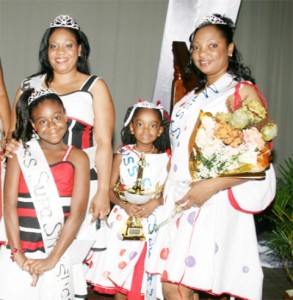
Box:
xmin=191 ymin=25 xmax=234 ymax=84
xmin=48 ymin=28 xmax=81 ymax=74
xmin=130 ymin=109 xmax=163 ymax=147
xmin=31 ymin=100 xmax=68 ymax=146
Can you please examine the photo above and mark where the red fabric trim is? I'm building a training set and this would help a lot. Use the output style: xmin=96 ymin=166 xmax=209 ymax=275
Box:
xmin=92 ymin=285 xmax=117 ymax=295
xmin=128 ymin=242 xmax=147 ymax=300
xmin=67 ymin=117 xmax=91 ymax=127
xmin=82 ymin=124 xmax=91 ymax=149
xmin=228 ymin=188 xmax=273 ymax=214
xmin=160 ymin=277 xmax=249 ymax=300
xmin=0 ymin=163 xmax=2 ymax=220
xmin=233 ymin=81 xmax=268 ymax=110
xmin=21 ymin=240 xmax=44 ymax=251
xmin=17 ymin=208 xmax=37 ymax=217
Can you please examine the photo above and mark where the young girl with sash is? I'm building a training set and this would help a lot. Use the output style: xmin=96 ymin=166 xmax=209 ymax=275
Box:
xmin=0 ymin=88 xmax=90 ymax=299
xmin=146 ymin=14 xmax=276 ymax=300
xmin=87 ymin=100 xmax=171 ymax=300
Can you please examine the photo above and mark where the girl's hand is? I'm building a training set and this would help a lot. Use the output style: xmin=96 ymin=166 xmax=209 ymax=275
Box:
xmin=176 ymin=179 xmax=217 ymax=210
xmin=13 ymin=250 xmax=27 ymax=270
xmin=133 ymin=198 xmax=161 ymax=218
xmin=23 ymin=257 xmax=56 ymax=276
xmin=4 ymin=138 xmax=21 ymax=159
xmin=119 ymin=201 xmax=141 ymax=217
xmin=30 ymin=274 xmax=39 ymax=287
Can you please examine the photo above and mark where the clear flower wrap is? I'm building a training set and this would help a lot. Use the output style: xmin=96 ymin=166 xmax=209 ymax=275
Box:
xmin=189 ymin=99 xmax=278 ymax=180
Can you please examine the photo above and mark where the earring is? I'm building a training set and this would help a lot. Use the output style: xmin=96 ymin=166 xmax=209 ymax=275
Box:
xmin=32 ymin=130 xmax=39 ymax=140
xmin=228 ymin=53 xmax=233 ymax=57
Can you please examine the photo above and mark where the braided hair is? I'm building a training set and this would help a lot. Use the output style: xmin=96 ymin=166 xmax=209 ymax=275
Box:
xmin=121 ymin=103 xmax=171 ymax=153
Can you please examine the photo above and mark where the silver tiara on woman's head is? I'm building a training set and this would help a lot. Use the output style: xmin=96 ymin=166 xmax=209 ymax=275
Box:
xmin=50 ymin=15 xmax=80 ymax=30
xmin=195 ymin=15 xmax=228 ymax=29
xmin=28 ymin=88 xmax=56 ymax=106
xmin=124 ymin=99 xmax=165 ymax=127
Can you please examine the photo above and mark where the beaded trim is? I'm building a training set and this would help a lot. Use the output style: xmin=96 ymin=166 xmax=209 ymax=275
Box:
xmin=28 ymin=88 xmax=56 ymax=106
xmin=124 ymin=99 xmax=165 ymax=127
xmin=50 ymin=15 xmax=80 ymax=30
xmin=195 ymin=15 xmax=228 ymax=29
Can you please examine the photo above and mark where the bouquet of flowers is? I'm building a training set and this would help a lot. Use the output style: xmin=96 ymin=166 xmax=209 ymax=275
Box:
xmin=189 ymin=98 xmax=278 ymax=180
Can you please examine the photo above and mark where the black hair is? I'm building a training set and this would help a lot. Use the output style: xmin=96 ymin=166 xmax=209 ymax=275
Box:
xmin=121 ymin=105 xmax=171 ymax=153
xmin=12 ymin=89 xmax=66 ymax=145
xmin=34 ymin=25 xmax=90 ymax=86
xmin=189 ymin=13 xmax=255 ymax=90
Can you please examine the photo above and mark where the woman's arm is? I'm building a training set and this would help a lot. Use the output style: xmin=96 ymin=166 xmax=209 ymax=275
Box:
xmin=109 ymin=153 xmax=123 ymax=206
xmin=177 ymin=177 xmax=247 ymax=209
xmin=0 ymin=60 xmax=11 ymax=138
xmin=3 ymin=154 xmax=27 ymax=268
xmin=7 ymin=86 xmax=22 ymax=141
xmin=89 ymin=79 xmax=115 ymax=222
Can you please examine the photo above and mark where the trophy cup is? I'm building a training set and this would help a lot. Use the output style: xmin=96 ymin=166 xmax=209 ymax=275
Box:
xmin=114 ymin=153 xmax=162 ymax=240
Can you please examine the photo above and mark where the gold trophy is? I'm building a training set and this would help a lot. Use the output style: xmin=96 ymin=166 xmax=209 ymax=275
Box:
xmin=114 ymin=153 xmax=161 ymax=240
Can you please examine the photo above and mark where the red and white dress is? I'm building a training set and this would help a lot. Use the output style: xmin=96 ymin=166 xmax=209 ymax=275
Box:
xmin=18 ymin=74 xmax=106 ymax=297
xmin=87 ymin=145 xmax=170 ymax=299
xmin=146 ymin=73 xmax=276 ymax=300
xmin=0 ymin=146 xmax=76 ymax=300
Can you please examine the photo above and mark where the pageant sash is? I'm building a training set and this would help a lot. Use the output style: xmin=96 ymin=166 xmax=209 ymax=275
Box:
xmin=17 ymin=139 xmax=74 ymax=299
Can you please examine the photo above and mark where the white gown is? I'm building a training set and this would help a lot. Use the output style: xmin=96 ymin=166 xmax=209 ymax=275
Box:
xmin=86 ymin=145 xmax=170 ymax=299
xmin=146 ymin=73 xmax=276 ymax=300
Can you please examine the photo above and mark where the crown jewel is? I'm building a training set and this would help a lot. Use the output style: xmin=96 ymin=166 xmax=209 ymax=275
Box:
xmin=28 ymin=88 xmax=56 ymax=106
xmin=196 ymin=15 xmax=228 ymax=29
xmin=50 ymin=15 xmax=80 ymax=30
xmin=124 ymin=99 xmax=165 ymax=127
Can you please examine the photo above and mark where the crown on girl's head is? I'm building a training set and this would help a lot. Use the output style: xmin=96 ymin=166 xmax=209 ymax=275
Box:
xmin=124 ymin=98 xmax=165 ymax=127
xmin=50 ymin=15 xmax=80 ymax=30
xmin=195 ymin=15 xmax=228 ymax=29
xmin=28 ymin=88 xmax=56 ymax=106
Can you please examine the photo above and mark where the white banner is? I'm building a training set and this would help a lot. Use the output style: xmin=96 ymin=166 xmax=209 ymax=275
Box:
xmin=152 ymin=0 xmax=241 ymax=112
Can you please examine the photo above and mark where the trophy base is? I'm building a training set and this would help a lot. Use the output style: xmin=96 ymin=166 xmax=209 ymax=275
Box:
xmin=122 ymin=227 xmax=145 ymax=241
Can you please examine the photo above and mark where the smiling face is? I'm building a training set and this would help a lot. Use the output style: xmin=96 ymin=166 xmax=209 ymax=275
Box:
xmin=129 ymin=108 xmax=163 ymax=150
xmin=48 ymin=28 xmax=81 ymax=74
xmin=191 ymin=25 xmax=234 ymax=84
xmin=30 ymin=99 xmax=68 ymax=146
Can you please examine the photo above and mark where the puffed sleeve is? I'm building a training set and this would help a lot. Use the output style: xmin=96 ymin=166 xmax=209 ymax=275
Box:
xmin=228 ymin=164 xmax=276 ymax=213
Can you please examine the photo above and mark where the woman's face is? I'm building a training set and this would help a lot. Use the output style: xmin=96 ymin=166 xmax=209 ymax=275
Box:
xmin=48 ymin=28 xmax=81 ymax=75
xmin=191 ymin=25 xmax=234 ymax=84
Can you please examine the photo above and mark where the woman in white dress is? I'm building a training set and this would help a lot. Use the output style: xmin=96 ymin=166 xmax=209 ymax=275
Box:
xmin=146 ymin=14 xmax=276 ymax=300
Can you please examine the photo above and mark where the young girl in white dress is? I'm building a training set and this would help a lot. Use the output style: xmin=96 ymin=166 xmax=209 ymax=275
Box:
xmin=86 ymin=100 xmax=171 ymax=300
xmin=0 ymin=88 xmax=90 ymax=299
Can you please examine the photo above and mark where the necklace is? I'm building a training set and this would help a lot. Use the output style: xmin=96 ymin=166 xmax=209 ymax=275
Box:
xmin=134 ymin=144 xmax=154 ymax=154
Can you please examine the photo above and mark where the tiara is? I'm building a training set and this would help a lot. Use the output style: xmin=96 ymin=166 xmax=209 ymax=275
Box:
xmin=28 ymin=88 xmax=56 ymax=106
xmin=50 ymin=15 xmax=80 ymax=30
xmin=124 ymin=99 xmax=165 ymax=127
xmin=195 ymin=15 xmax=228 ymax=29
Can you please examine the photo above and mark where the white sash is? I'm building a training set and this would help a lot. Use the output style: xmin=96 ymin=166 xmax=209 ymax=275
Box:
xmin=17 ymin=139 xmax=74 ymax=299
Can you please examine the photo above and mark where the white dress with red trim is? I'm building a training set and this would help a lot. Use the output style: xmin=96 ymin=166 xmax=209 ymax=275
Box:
xmin=86 ymin=145 xmax=170 ymax=299
xmin=146 ymin=73 xmax=276 ymax=300
xmin=0 ymin=146 xmax=79 ymax=300
xmin=16 ymin=74 xmax=105 ymax=298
